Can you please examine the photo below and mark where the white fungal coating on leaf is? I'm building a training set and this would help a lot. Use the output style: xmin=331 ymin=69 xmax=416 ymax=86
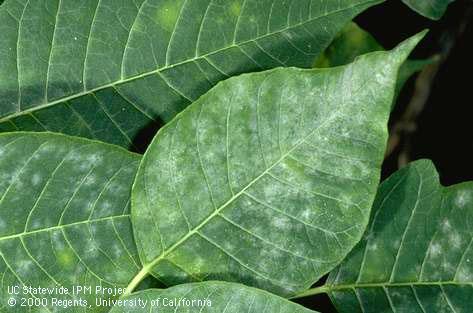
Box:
xmin=132 ymin=35 xmax=421 ymax=297
xmin=328 ymin=160 xmax=473 ymax=313
xmin=455 ymin=189 xmax=472 ymax=208
xmin=0 ymin=133 xmax=141 ymax=312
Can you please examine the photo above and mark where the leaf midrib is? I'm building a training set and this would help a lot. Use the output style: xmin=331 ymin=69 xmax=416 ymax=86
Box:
xmin=0 ymin=214 xmax=130 ymax=242
xmin=0 ymin=0 xmax=380 ymax=123
xmin=292 ymin=281 xmax=473 ymax=299
xmin=328 ymin=281 xmax=473 ymax=291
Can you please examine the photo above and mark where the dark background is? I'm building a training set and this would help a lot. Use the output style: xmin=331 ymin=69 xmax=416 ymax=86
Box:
xmin=295 ymin=0 xmax=473 ymax=311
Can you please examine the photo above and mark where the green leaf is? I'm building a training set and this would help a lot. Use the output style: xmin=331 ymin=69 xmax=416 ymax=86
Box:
xmin=0 ymin=132 xmax=141 ymax=312
xmin=313 ymin=23 xmax=383 ymax=68
xmin=129 ymin=32 xmax=425 ymax=297
xmin=111 ymin=282 xmax=317 ymax=312
xmin=402 ymin=0 xmax=455 ymax=20
xmin=0 ymin=0 xmax=383 ymax=151
xmin=324 ymin=160 xmax=473 ymax=312
xmin=314 ymin=23 xmax=435 ymax=101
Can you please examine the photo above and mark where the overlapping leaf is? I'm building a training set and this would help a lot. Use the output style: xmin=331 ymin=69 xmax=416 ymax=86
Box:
xmin=0 ymin=0 xmax=383 ymax=151
xmin=130 ymin=32 xmax=425 ymax=298
xmin=403 ymin=0 xmax=455 ymax=20
xmin=326 ymin=160 xmax=473 ymax=312
xmin=0 ymin=133 xmax=141 ymax=312
xmin=112 ymin=282 xmax=317 ymax=312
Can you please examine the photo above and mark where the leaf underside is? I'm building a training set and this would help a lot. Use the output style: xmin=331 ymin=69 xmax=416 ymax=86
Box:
xmin=0 ymin=133 xmax=141 ymax=313
xmin=402 ymin=0 xmax=455 ymax=20
xmin=0 ymin=0 xmax=382 ymax=151
xmin=112 ymin=281 xmax=317 ymax=313
xmin=131 ymin=33 xmax=424 ymax=297
xmin=328 ymin=160 xmax=473 ymax=313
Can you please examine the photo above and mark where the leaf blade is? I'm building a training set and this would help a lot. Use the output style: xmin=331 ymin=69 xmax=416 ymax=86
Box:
xmin=314 ymin=22 xmax=436 ymax=103
xmin=327 ymin=159 xmax=473 ymax=313
xmin=0 ymin=132 xmax=141 ymax=312
xmin=112 ymin=282 xmax=317 ymax=313
xmin=131 ymin=33 xmax=425 ymax=297
xmin=0 ymin=0 xmax=384 ymax=150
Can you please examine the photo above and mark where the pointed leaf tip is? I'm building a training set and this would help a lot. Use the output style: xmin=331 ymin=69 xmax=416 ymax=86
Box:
xmin=391 ymin=30 xmax=429 ymax=63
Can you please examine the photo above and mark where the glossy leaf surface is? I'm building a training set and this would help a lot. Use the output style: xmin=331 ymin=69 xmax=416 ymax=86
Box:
xmin=131 ymin=33 xmax=425 ymax=297
xmin=327 ymin=160 xmax=473 ymax=313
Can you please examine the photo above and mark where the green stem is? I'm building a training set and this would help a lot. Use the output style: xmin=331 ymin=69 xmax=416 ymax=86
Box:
xmin=290 ymin=286 xmax=330 ymax=299
xmin=123 ymin=265 xmax=152 ymax=296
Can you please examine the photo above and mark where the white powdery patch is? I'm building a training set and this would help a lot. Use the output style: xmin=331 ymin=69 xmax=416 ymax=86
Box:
xmin=388 ymin=289 xmax=403 ymax=299
xmin=17 ymin=260 xmax=34 ymax=276
xmin=15 ymin=177 xmax=24 ymax=189
xmin=0 ymin=173 xmax=12 ymax=189
xmin=300 ymin=209 xmax=312 ymax=220
xmin=86 ymin=246 xmax=100 ymax=258
xmin=429 ymin=242 xmax=443 ymax=257
xmin=441 ymin=219 xmax=452 ymax=232
xmin=368 ymin=243 xmax=378 ymax=251
xmin=87 ymin=153 xmax=103 ymax=165
xmin=51 ymin=231 xmax=66 ymax=250
xmin=65 ymin=151 xmax=82 ymax=162
xmin=31 ymin=173 xmax=42 ymax=186
xmin=262 ymin=184 xmax=278 ymax=199
xmin=449 ymin=232 xmax=462 ymax=249
xmin=89 ymin=223 xmax=100 ymax=235
xmin=111 ymin=243 xmax=123 ymax=259
xmin=98 ymin=201 xmax=113 ymax=216
xmin=190 ymin=255 xmax=206 ymax=271
xmin=79 ymin=161 xmax=92 ymax=171
xmin=30 ymin=219 xmax=43 ymax=230
xmin=272 ymin=217 xmax=290 ymax=230
xmin=110 ymin=184 xmax=127 ymax=195
xmin=455 ymin=189 xmax=472 ymax=209
xmin=84 ymin=174 xmax=96 ymax=186
xmin=441 ymin=259 xmax=455 ymax=272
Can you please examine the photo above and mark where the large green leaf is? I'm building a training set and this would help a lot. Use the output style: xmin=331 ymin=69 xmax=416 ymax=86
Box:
xmin=402 ymin=0 xmax=455 ymax=20
xmin=0 ymin=0 xmax=383 ymax=151
xmin=111 ymin=282 xmax=316 ymax=312
xmin=323 ymin=160 xmax=473 ymax=312
xmin=129 ymin=32 xmax=425 ymax=298
xmin=0 ymin=133 xmax=141 ymax=312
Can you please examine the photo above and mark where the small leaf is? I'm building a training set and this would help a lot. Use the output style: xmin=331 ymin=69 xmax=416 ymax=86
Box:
xmin=0 ymin=132 xmax=141 ymax=312
xmin=0 ymin=0 xmax=383 ymax=150
xmin=130 ymin=33 xmax=425 ymax=297
xmin=403 ymin=0 xmax=455 ymax=20
xmin=112 ymin=282 xmax=317 ymax=313
xmin=326 ymin=160 xmax=473 ymax=313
